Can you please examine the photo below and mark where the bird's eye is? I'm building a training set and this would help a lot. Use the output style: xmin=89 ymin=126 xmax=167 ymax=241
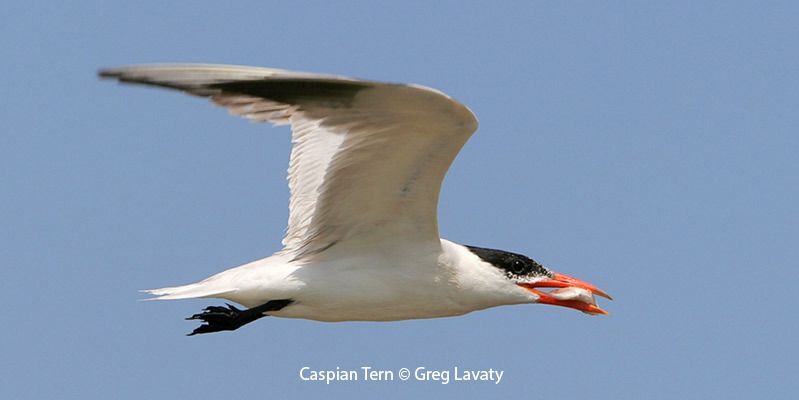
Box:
xmin=511 ymin=260 xmax=527 ymax=274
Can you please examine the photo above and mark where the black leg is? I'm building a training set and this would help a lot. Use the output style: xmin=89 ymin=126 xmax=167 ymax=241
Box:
xmin=186 ymin=299 xmax=293 ymax=336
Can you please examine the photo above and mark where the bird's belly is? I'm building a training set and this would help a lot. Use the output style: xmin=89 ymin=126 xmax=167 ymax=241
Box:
xmin=271 ymin=300 xmax=471 ymax=322
xmin=267 ymin=262 xmax=471 ymax=322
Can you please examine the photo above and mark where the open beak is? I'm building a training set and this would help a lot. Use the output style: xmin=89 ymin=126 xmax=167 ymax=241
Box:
xmin=518 ymin=272 xmax=612 ymax=315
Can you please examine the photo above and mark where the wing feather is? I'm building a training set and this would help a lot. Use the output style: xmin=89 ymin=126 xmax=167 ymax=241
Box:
xmin=100 ymin=64 xmax=478 ymax=260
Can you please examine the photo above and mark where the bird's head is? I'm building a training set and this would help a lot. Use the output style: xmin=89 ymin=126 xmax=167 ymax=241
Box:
xmin=465 ymin=245 xmax=611 ymax=315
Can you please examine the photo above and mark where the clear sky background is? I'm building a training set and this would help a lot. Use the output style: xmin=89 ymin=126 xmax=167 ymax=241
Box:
xmin=2 ymin=1 xmax=797 ymax=399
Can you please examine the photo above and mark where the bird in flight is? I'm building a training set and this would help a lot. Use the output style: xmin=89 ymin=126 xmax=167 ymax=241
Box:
xmin=100 ymin=64 xmax=611 ymax=335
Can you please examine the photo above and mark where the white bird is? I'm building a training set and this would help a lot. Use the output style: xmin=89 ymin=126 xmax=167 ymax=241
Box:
xmin=100 ymin=64 xmax=610 ymax=335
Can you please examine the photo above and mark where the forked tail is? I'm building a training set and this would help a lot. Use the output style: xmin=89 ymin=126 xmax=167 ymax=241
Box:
xmin=141 ymin=281 xmax=235 ymax=301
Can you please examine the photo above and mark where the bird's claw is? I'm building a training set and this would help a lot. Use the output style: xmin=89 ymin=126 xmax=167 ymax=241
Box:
xmin=186 ymin=303 xmax=245 ymax=335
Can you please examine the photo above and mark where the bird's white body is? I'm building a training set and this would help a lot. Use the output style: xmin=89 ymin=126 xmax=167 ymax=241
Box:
xmin=150 ymin=239 xmax=535 ymax=321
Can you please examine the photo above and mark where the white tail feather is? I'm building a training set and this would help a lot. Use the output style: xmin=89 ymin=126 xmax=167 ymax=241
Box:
xmin=140 ymin=282 xmax=234 ymax=301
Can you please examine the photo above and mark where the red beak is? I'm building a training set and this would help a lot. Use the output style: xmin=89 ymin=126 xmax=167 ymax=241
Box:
xmin=518 ymin=272 xmax=612 ymax=315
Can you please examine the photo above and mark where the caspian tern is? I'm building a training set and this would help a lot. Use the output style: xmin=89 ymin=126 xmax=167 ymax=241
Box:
xmin=99 ymin=64 xmax=611 ymax=335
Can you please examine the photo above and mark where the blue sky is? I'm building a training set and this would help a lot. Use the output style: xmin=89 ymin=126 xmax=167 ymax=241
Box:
xmin=2 ymin=1 xmax=797 ymax=399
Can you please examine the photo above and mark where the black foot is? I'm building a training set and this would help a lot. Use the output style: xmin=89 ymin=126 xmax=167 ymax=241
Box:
xmin=186 ymin=299 xmax=293 ymax=336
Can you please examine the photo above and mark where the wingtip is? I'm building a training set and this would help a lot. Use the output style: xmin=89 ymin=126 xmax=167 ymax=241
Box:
xmin=97 ymin=67 xmax=121 ymax=80
xmin=97 ymin=65 xmax=150 ymax=81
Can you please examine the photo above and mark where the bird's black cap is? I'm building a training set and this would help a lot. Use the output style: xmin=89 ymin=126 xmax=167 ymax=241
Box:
xmin=465 ymin=245 xmax=552 ymax=278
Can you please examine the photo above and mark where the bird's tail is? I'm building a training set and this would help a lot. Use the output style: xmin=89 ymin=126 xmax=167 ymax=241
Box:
xmin=140 ymin=256 xmax=284 ymax=303
xmin=141 ymin=281 xmax=235 ymax=301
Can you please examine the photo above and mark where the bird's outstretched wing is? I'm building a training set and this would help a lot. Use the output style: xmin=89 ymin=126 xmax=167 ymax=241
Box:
xmin=100 ymin=64 xmax=478 ymax=259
